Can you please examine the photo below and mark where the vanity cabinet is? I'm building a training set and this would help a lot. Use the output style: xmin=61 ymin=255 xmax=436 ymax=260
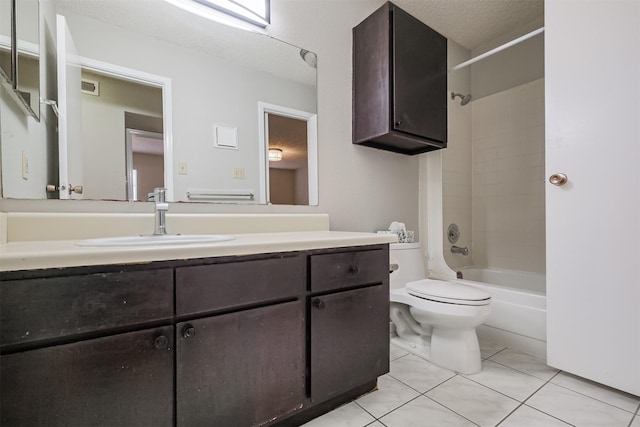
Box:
xmin=0 ymin=244 xmax=389 ymax=426
xmin=0 ymin=268 xmax=175 ymax=427
xmin=175 ymin=256 xmax=307 ymax=426
xmin=353 ymin=1 xmax=447 ymax=155
xmin=309 ymin=249 xmax=390 ymax=403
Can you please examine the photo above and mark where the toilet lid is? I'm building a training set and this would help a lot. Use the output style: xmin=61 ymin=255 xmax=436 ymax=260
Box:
xmin=406 ymin=279 xmax=491 ymax=306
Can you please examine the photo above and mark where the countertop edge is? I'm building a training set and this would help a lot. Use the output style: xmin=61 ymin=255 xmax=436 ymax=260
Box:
xmin=0 ymin=231 xmax=398 ymax=272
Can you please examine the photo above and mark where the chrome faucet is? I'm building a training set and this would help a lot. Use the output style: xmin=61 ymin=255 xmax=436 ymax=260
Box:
xmin=152 ymin=187 xmax=169 ymax=235
xmin=451 ymin=245 xmax=469 ymax=256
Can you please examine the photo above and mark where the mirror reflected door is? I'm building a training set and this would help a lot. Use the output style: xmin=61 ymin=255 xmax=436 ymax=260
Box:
xmin=267 ymin=114 xmax=309 ymax=205
xmin=56 ymin=14 xmax=83 ymax=199
xmin=259 ymin=102 xmax=318 ymax=206
xmin=125 ymin=129 xmax=164 ymax=201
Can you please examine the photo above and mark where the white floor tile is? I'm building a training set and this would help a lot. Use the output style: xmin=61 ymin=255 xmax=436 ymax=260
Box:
xmin=301 ymin=402 xmax=375 ymax=427
xmin=489 ymin=348 xmax=559 ymax=381
xmin=526 ymin=383 xmax=635 ymax=427
xmin=389 ymin=354 xmax=456 ymax=393
xmin=498 ymin=405 xmax=571 ymax=426
xmin=365 ymin=422 xmax=385 ymax=427
xmin=479 ymin=340 xmax=507 ymax=359
xmin=379 ymin=396 xmax=476 ymax=427
xmin=426 ymin=376 xmax=520 ymax=426
xmin=356 ymin=374 xmax=420 ymax=418
xmin=464 ymin=360 xmax=545 ymax=402
xmin=390 ymin=343 xmax=409 ymax=361
xmin=550 ymin=372 xmax=640 ymax=413
xmin=631 ymin=415 xmax=640 ymax=427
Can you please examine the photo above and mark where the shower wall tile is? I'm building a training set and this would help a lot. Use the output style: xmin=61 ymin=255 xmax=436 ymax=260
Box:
xmin=443 ymin=99 xmax=473 ymax=270
xmin=471 ymin=79 xmax=546 ymax=275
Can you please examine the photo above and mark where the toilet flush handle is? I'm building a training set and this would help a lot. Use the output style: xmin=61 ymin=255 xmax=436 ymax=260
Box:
xmin=390 ymin=263 xmax=399 ymax=273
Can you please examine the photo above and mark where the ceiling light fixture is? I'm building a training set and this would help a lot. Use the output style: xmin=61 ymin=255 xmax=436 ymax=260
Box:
xmin=163 ymin=0 xmax=268 ymax=34
xmin=268 ymin=148 xmax=283 ymax=161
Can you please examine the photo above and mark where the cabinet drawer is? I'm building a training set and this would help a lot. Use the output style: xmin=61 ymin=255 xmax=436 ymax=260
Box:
xmin=310 ymin=248 xmax=389 ymax=292
xmin=0 ymin=269 xmax=173 ymax=348
xmin=176 ymin=255 xmax=305 ymax=316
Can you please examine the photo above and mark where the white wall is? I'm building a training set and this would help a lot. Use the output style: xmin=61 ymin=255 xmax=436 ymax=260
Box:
xmin=2 ymin=0 xmax=421 ymax=235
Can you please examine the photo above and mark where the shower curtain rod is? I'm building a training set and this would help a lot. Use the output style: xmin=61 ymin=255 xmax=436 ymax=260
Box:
xmin=450 ymin=27 xmax=544 ymax=72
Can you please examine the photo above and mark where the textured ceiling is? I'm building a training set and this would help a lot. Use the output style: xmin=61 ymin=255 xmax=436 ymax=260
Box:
xmin=394 ymin=0 xmax=544 ymax=50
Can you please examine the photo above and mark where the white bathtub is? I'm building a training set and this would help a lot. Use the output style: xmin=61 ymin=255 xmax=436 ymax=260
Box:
xmin=451 ymin=267 xmax=547 ymax=357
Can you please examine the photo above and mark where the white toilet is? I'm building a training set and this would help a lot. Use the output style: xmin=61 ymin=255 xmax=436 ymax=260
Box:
xmin=389 ymin=243 xmax=491 ymax=374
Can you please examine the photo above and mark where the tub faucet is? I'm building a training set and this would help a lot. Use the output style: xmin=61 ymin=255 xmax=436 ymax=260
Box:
xmin=152 ymin=187 xmax=169 ymax=235
xmin=451 ymin=245 xmax=469 ymax=256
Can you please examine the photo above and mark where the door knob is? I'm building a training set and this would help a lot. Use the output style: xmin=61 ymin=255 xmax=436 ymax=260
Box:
xmin=549 ymin=173 xmax=568 ymax=186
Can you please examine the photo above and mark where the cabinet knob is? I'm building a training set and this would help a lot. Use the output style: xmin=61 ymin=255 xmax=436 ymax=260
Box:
xmin=182 ymin=325 xmax=196 ymax=339
xmin=154 ymin=335 xmax=169 ymax=349
xmin=312 ymin=298 xmax=325 ymax=310
xmin=395 ymin=120 xmax=402 ymax=127
xmin=349 ymin=265 xmax=360 ymax=274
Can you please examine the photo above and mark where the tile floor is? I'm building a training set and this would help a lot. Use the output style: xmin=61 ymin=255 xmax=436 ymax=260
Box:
xmin=303 ymin=340 xmax=640 ymax=427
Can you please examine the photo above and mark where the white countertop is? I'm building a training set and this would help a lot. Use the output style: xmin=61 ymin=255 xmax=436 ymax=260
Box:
xmin=0 ymin=231 xmax=397 ymax=272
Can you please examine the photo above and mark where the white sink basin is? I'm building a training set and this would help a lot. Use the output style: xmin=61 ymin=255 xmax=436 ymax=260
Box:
xmin=76 ymin=234 xmax=235 ymax=247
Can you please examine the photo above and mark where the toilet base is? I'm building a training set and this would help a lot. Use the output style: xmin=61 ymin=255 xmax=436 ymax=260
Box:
xmin=391 ymin=327 xmax=482 ymax=374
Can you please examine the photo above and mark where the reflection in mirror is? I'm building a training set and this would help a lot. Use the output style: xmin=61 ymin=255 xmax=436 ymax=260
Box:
xmin=268 ymin=114 xmax=309 ymax=205
xmin=125 ymin=129 xmax=165 ymax=202
xmin=80 ymin=69 xmax=165 ymax=201
xmin=0 ymin=0 xmax=11 ymax=83
xmin=0 ymin=0 xmax=318 ymax=205
xmin=15 ymin=0 xmax=40 ymax=119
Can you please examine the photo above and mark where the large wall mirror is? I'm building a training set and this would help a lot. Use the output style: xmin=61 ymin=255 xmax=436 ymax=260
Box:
xmin=0 ymin=0 xmax=317 ymax=205
xmin=0 ymin=0 xmax=11 ymax=83
xmin=0 ymin=0 xmax=40 ymax=119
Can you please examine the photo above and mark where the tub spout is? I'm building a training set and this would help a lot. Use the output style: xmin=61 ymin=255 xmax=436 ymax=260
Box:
xmin=451 ymin=245 xmax=469 ymax=256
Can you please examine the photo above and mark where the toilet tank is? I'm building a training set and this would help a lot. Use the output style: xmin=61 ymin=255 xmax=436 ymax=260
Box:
xmin=389 ymin=242 xmax=427 ymax=289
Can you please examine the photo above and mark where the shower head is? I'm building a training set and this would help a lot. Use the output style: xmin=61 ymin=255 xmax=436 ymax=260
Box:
xmin=451 ymin=92 xmax=472 ymax=106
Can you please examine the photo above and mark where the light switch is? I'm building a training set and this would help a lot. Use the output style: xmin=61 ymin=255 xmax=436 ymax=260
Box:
xmin=178 ymin=162 xmax=188 ymax=175
xmin=233 ymin=167 xmax=245 ymax=179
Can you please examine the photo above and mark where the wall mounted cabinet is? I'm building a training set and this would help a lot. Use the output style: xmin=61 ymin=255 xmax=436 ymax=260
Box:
xmin=353 ymin=1 xmax=447 ymax=155
xmin=0 ymin=245 xmax=390 ymax=426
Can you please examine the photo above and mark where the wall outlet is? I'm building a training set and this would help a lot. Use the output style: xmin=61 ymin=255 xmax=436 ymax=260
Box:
xmin=178 ymin=162 xmax=188 ymax=175
xmin=22 ymin=151 xmax=29 ymax=180
xmin=233 ymin=167 xmax=245 ymax=179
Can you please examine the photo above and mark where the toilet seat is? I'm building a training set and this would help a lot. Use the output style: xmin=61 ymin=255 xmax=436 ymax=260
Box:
xmin=406 ymin=279 xmax=491 ymax=306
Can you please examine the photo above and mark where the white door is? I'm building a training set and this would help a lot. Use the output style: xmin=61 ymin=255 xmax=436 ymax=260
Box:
xmin=545 ymin=0 xmax=640 ymax=395
xmin=56 ymin=15 xmax=83 ymax=199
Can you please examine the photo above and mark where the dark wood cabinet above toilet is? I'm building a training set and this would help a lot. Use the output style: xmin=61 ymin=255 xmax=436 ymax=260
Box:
xmin=353 ymin=2 xmax=447 ymax=155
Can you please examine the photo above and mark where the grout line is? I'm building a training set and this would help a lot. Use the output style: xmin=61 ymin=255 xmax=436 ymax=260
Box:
xmin=627 ymin=401 xmax=640 ymax=427
xmin=547 ymin=378 xmax=640 ymax=415
xmin=422 ymin=394 xmax=481 ymax=426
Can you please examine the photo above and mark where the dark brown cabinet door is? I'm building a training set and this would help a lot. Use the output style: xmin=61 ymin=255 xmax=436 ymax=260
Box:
xmin=392 ymin=5 xmax=447 ymax=143
xmin=310 ymin=284 xmax=390 ymax=403
xmin=176 ymin=301 xmax=306 ymax=427
xmin=353 ymin=2 xmax=447 ymax=155
xmin=0 ymin=326 xmax=174 ymax=427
